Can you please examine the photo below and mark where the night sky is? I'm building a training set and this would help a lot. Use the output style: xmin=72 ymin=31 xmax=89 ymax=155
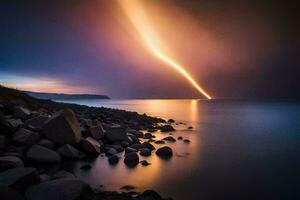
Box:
xmin=0 ymin=0 xmax=299 ymax=99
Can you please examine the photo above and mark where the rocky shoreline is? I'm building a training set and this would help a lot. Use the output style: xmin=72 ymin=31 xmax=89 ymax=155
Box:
xmin=0 ymin=86 xmax=180 ymax=200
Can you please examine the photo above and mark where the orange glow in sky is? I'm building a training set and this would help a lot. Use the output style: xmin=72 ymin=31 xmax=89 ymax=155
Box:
xmin=118 ymin=0 xmax=212 ymax=99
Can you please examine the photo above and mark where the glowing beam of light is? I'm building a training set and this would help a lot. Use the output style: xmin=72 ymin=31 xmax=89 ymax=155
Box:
xmin=118 ymin=0 xmax=212 ymax=99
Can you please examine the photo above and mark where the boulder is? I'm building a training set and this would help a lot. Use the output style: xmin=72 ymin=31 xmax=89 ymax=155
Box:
xmin=162 ymin=136 xmax=176 ymax=142
xmin=144 ymin=133 xmax=153 ymax=139
xmin=27 ymin=145 xmax=61 ymax=163
xmin=0 ymin=167 xmax=40 ymax=191
xmin=125 ymin=147 xmax=137 ymax=155
xmin=57 ymin=144 xmax=84 ymax=159
xmin=39 ymin=174 xmax=51 ymax=182
xmin=42 ymin=109 xmax=81 ymax=145
xmin=108 ymin=155 xmax=119 ymax=165
xmin=0 ymin=156 xmax=24 ymax=172
xmin=14 ymin=106 xmax=31 ymax=120
xmin=106 ymin=148 xmax=117 ymax=156
xmin=105 ymin=126 xmax=127 ymax=142
xmin=25 ymin=115 xmax=49 ymax=129
xmin=160 ymin=125 xmax=175 ymax=132
xmin=13 ymin=128 xmax=40 ymax=146
xmin=140 ymin=160 xmax=151 ymax=166
xmin=53 ymin=170 xmax=75 ymax=179
xmin=139 ymin=148 xmax=151 ymax=157
xmin=155 ymin=140 xmax=165 ymax=144
xmin=0 ymin=186 xmax=24 ymax=200
xmin=80 ymin=137 xmax=100 ymax=155
xmin=167 ymin=119 xmax=175 ymax=123
xmin=183 ymin=139 xmax=191 ymax=143
xmin=89 ymin=124 xmax=105 ymax=139
xmin=141 ymin=142 xmax=155 ymax=150
xmin=26 ymin=179 xmax=96 ymax=200
xmin=5 ymin=118 xmax=23 ymax=132
xmin=124 ymin=152 xmax=139 ymax=167
xmin=156 ymin=146 xmax=173 ymax=159
xmin=38 ymin=139 xmax=55 ymax=149
xmin=130 ymin=143 xmax=142 ymax=150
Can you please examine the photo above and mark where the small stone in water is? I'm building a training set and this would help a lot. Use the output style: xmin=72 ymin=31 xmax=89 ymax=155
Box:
xmin=177 ymin=136 xmax=183 ymax=140
xmin=140 ymin=160 xmax=151 ymax=166
xmin=183 ymin=139 xmax=191 ymax=143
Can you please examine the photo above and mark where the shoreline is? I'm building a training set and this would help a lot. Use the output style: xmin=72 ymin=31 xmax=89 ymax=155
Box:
xmin=0 ymin=86 xmax=175 ymax=200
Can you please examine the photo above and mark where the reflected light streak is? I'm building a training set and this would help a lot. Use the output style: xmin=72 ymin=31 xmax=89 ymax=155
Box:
xmin=118 ymin=0 xmax=212 ymax=99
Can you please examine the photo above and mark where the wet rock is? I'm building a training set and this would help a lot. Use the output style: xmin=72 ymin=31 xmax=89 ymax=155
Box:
xmin=14 ymin=106 xmax=31 ymax=120
xmin=162 ymin=136 xmax=176 ymax=142
xmin=80 ymin=137 xmax=101 ymax=155
xmin=25 ymin=115 xmax=49 ymax=130
xmin=120 ymin=185 xmax=136 ymax=191
xmin=127 ymin=130 xmax=143 ymax=138
xmin=188 ymin=126 xmax=193 ymax=129
xmin=108 ymin=155 xmax=119 ymax=165
xmin=106 ymin=148 xmax=117 ymax=156
xmin=155 ymin=140 xmax=165 ymax=144
xmin=183 ymin=139 xmax=191 ymax=143
xmin=38 ymin=139 xmax=55 ymax=149
xmin=139 ymin=190 xmax=162 ymax=199
xmin=110 ymin=144 xmax=124 ymax=153
xmin=42 ymin=109 xmax=82 ymax=145
xmin=5 ymin=118 xmax=23 ymax=132
xmin=147 ymin=138 xmax=156 ymax=143
xmin=105 ymin=126 xmax=127 ymax=142
xmin=0 ymin=167 xmax=40 ymax=191
xmin=141 ymin=142 xmax=155 ymax=150
xmin=0 ymin=156 xmax=24 ymax=172
xmin=39 ymin=174 xmax=51 ymax=182
xmin=140 ymin=160 xmax=151 ymax=166
xmin=124 ymin=152 xmax=139 ymax=167
xmin=89 ymin=124 xmax=105 ymax=139
xmin=80 ymin=164 xmax=92 ymax=170
xmin=177 ymin=136 xmax=183 ymax=140
xmin=167 ymin=119 xmax=175 ymax=123
xmin=13 ymin=128 xmax=40 ymax=146
xmin=139 ymin=148 xmax=151 ymax=157
xmin=130 ymin=143 xmax=142 ymax=150
xmin=26 ymin=179 xmax=96 ymax=200
xmin=53 ymin=170 xmax=75 ymax=179
xmin=160 ymin=125 xmax=175 ymax=132
xmin=156 ymin=146 xmax=173 ymax=159
xmin=0 ymin=186 xmax=24 ymax=200
xmin=127 ymin=134 xmax=139 ymax=143
xmin=144 ymin=133 xmax=153 ymax=139
xmin=125 ymin=147 xmax=138 ymax=154
xmin=27 ymin=145 xmax=61 ymax=163
xmin=57 ymin=144 xmax=85 ymax=159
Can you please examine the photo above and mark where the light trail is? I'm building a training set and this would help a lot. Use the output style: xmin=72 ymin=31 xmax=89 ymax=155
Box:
xmin=118 ymin=0 xmax=212 ymax=99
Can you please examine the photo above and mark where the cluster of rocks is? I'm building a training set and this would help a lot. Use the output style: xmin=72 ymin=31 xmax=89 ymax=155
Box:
xmin=0 ymin=102 xmax=175 ymax=200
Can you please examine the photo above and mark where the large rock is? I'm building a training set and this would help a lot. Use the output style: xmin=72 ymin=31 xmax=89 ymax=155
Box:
xmin=124 ymin=152 xmax=139 ymax=167
xmin=105 ymin=126 xmax=127 ymax=142
xmin=108 ymin=155 xmax=119 ymax=165
xmin=0 ymin=186 xmax=24 ymax=200
xmin=139 ymin=148 xmax=151 ymax=157
xmin=38 ymin=139 xmax=55 ymax=149
xmin=13 ymin=128 xmax=40 ymax=146
xmin=25 ymin=115 xmax=49 ymax=130
xmin=80 ymin=137 xmax=100 ymax=155
xmin=26 ymin=145 xmax=61 ymax=163
xmin=4 ymin=118 xmax=23 ymax=132
xmin=42 ymin=109 xmax=81 ymax=145
xmin=89 ymin=124 xmax=105 ymax=139
xmin=14 ymin=106 xmax=31 ymax=120
xmin=160 ymin=125 xmax=175 ymax=132
xmin=57 ymin=144 xmax=84 ymax=159
xmin=0 ymin=156 xmax=24 ymax=172
xmin=156 ymin=146 xmax=173 ymax=159
xmin=141 ymin=142 xmax=155 ymax=150
xmin=26 ymin=179 xmax=96 ymax=200
xmin=53 ymin=170 xmax=75 ymax=180
xmin=0 ymin=167 xmax=40 ymax=191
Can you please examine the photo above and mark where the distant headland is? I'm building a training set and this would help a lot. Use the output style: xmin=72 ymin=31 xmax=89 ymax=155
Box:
xmin=24 ymin=91 xmax=110 ymax=100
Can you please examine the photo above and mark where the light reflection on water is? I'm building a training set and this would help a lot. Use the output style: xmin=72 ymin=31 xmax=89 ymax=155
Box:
xmin=59 ymin=99 xmax=300 ymax=200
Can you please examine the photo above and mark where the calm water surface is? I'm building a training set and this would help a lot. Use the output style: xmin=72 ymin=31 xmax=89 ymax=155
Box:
xmin=59 ymin=99 xmax=300 ymax=200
